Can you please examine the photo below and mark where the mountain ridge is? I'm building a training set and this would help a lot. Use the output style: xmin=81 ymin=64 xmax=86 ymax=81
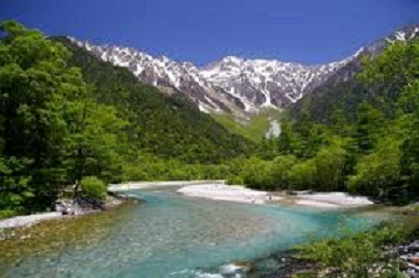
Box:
xmin=67 ymin=24 xmax=419 ymax=121
xmin=56 ymin=37 xmax=253 ymax=163
xmin=291 ymin=24 xmax=419 ymax=123
xmin=67 ymin=37 xmax=357 ymax=119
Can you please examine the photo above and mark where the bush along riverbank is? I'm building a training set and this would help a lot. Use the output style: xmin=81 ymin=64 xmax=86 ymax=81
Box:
xmin=0 ymin=176 xmax=140 ymax=231
xmin=269 ymin=219 xmax=419 ymax=278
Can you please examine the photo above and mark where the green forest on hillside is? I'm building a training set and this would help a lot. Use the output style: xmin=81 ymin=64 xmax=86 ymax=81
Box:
xmin=2 ymin=20 xmax=419 ymax=218
xmin=227 ymin=37 xmax=419 ymax=204
xmin=0 ymin=21 xmax=253 ymax=217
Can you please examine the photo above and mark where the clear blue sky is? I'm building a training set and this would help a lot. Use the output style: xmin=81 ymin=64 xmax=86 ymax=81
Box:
xmin=2 ymin=0 xmax=419 ymax=66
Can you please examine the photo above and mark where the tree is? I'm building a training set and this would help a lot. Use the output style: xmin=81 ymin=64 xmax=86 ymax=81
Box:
xmin=242 ymin=157 xmax=274 ymax=190
xmin=314 ymin=141 xmax=347 ymax=191
xmin=355 ymin=102 xmax=385 ymax=154
xmin=277 ymin=120 xmax=296 ymax=155
xmin=360 ymin=39 xmax=419 ymax=93
xmin=399 ymin=81 xmax=419 ymax=197
xmin=0 ymin=157 xmax=33 ymax=214
xmin=330 ymin=108 xmax=354 ymax=137
xmin=0 ymin=21 xmax=90 ymax=210
xmin=293 ymin=112 xmax=327 ymax=159
xmin=65 ymin=99 xmax=127 ymax=195
xmin=270 ymin=155 xmax=298 ymax=189
xmin=348 ymin=138 xmax=402 ymax=200
xmin=288 ymin=159 xmax=317 ymax=190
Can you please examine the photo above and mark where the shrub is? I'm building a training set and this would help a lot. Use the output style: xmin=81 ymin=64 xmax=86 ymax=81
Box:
xmin=270 ymin=155 xmax=299 ymax=189
xmin=81 ymin=176 xmax=107 ymax=200
xmin=314 ymin=144 xmax=347 ymax=191
xmin=0 ymin=209 xmax=18 ymax=220
xmin=242 ymin=157 xmax=274 ymax=190
xmin=289 ymin=159 xmax=317 ymax=190
xmin=227 ymin=176 xmax=244 ymax=185
xmin=296 ymin=224 xmax=408 ymax=278
xmin=348 ymin=138 xmax=402 ymax=199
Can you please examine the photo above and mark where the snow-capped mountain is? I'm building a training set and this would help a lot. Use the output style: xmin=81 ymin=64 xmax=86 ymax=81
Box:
xmin=68 ymin=38 xmax=353 ymax=118
xmin=68 ymin=25 xmax=419 ymax=119
xmin=200 ymin=56 xmax=351 ymax=111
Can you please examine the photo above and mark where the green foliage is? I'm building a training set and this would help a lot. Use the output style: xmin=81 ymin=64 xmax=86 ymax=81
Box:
xmin=360 ymin=39 xmax=419 ymax=92
xmin=0 ymin=21 xmax=256 ymax=216
xmin=1 ymin=20 xmax=419 ymax=216
xmin=227 ymin=176 xmax=244 ymax=185
xmin=233 ymin=139 xmax=347 ymax=192
xmin=291 ymin=39 xmax=419 ymax=126
xmin=0 ymin=21 xmax=88 ymax=210
xmin=65 ymin=100 xmax=127 ymax=185
xmin=211 ymin=109 xmax=282 ymax=142
xmin=288 ymin=159 xmax=317 ymax=190
xmin=297 ymin=224 xmax=408 ymax=278
xmin=314 ymin=141 xmax=347 ymax=191
xmin=277 ymin=120 xmax=297 ymax=155
xmin=356 ymin=102 xmax=385 ymax=154
xmin=293 ymin=113 xmax=327 ymax=159
xmin=242 ymin=157 xmax=274 ymax=190
xmin=57 ymin=37 xmax=253 ymax=164
xmin=236 ymin=36 xmax=419 ymax=204
xmin=81 ymin=176 xmax=107 ymax=200
xmin=0 ymin=157 xmax=33 ymax=213
xmin=270 ymin=155 xmax=298 ymax=189
xmin=349 ymin=138 xmax=402 ymax=199
xmin=120 ymin=154 xmax=231 ymax=182
xmin=0 ymin=209 xmax=18 ymax=220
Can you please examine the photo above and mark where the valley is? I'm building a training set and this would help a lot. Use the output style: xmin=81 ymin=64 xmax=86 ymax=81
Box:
xmin=1 ymin=14 xmax=419 ymax=278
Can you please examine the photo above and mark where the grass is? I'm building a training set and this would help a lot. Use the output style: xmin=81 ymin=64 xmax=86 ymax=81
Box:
xmin=211 ymin=108 xmax=283 ymax=142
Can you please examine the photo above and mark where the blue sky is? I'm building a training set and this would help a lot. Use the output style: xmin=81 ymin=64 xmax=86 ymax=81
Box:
xmin=2 ymin=0 xmax=419 ymax=66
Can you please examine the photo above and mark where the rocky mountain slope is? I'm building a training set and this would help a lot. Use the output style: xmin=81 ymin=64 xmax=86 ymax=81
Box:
xmin=68 ymin=39 xmax=354 ymax=119
xmin=68 ymin=25 xmax=418 ymax=121
xmin=291 ymin=25 xmax=419 ymax=123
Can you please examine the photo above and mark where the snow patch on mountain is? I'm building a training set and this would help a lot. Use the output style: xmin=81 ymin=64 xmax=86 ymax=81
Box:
xmin=68 ymin=24 xmax=418 ymax=118
xmin=68 ymin=37 xmax=354 ymax=116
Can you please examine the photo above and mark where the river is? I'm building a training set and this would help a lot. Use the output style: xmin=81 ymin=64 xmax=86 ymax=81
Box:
xmin=0 ymin=187 xmax=385 ymax=278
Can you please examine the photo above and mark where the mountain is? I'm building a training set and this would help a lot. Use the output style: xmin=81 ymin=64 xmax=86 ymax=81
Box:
xmin=68 ymin=38 xmax=358 ymax=120
xmin=55 ymin=37 xmax=253 ymax=163
xmin=291 ymin=25 xmax=419 ymax=123
xmin=67 ymin=24 xmax=418 ymax=126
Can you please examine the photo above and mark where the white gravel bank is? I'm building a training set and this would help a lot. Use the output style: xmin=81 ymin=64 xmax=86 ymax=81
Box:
xmin=295 ymin=192 xmax=374 ymax=208
xmin=0 ymin=212 xmax=62 ymax=229
xmin=178 ymin=184 xmax=374 ymax=208
xmin=178 ymin=184 xmax=281 ymax=205
xmin=108 ymin=180 xmax=226 ymax=192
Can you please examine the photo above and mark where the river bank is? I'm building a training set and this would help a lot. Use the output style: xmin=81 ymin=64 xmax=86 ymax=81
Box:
xmin=177 ymin=183 xmax=374 ymax=209
xmin=270 ymin=224 xmax=419 ymax=278
xmin=0 ymin=181 xmax=225 ymax=230
xmin=0 ymin=181 xmax=405 ymax=278
xmin=0 ymin=194 xmax=137 ymax=231
xmin=0 ymin=181 xmax=378 ymax=238
xmin=108 ymin=180 xmax=226 ymax=192
xmin=0 ymin=187 xmax=385 ymax=278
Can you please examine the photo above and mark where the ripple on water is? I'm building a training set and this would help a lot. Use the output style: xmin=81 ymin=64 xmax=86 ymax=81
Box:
xmin=0 ymin=190 xmax=386 ymax=278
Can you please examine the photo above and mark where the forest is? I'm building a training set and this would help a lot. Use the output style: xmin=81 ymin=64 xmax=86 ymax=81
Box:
xmin=228 ymin=36 xmax=419 ymax=205
xmin=0 ymin=21 xmax=252 ymax=218
xmin=1 ymin=20 xmax=419 ymax=219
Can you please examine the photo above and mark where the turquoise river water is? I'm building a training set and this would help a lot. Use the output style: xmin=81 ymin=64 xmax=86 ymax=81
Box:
xmin=0 ymin=187 xmax=386 ymax=278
